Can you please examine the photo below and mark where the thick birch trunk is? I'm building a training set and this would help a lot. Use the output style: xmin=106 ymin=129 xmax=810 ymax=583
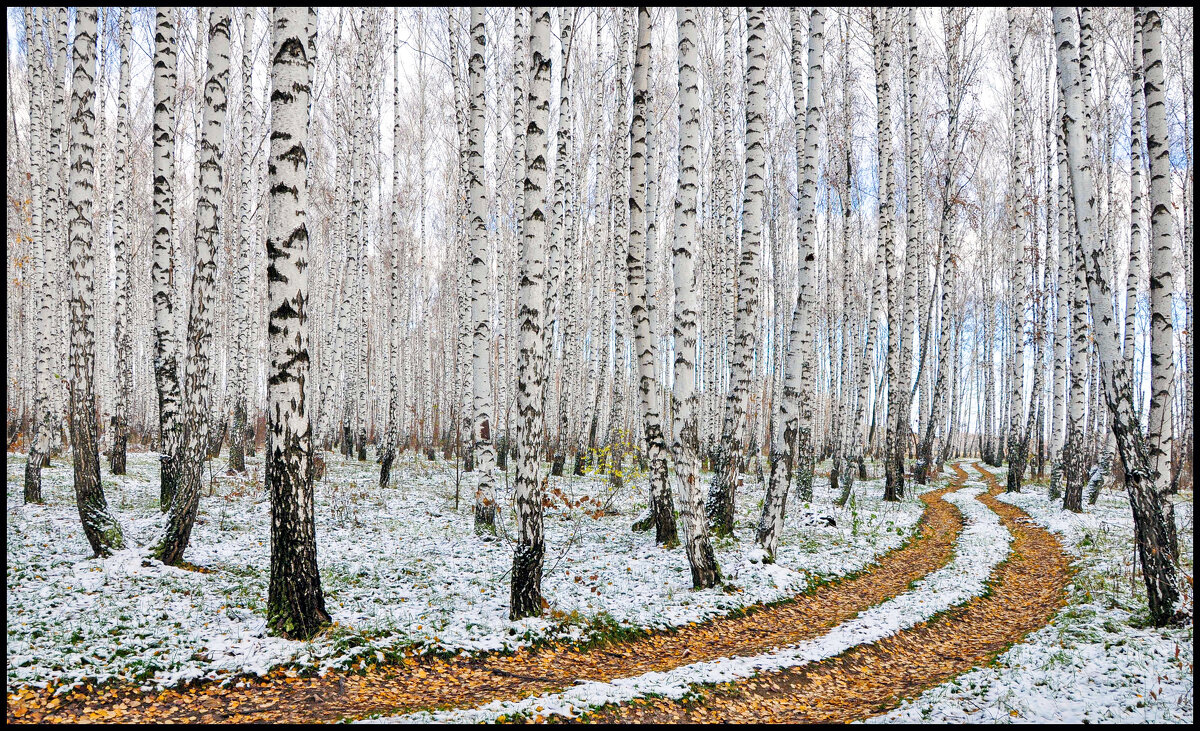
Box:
xmin=510 ymin=6 xmax=552 ymax=620
xmin=265 ymin=6 xmax=330 ymax=640
xmin=157 ymin=8 xmax=231 ymax=566
xmin=68 ymin=7 xmax=124 ymax=557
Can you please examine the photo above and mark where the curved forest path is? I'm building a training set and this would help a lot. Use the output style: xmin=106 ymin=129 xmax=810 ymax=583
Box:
xmin=581 ymin=462 xmax=1072 ymax=723
xmin=7 ymin=466 xmax=972 ymax=724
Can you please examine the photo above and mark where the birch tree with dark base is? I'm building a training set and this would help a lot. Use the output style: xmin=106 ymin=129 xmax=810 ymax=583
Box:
xmin=152 ymin=10 xmax=184 ymax=512
xmin=672 ymin=7 xmax=720 ymax=590
xmin=1054 ymin=6 xmax=1179 ymax=627
xmin=156 ymin=8 xmax=232 ymax=566
xmin=67 ymin=6 xmax=124 ymax=557
xmin=510 ymin=6 xmax=552 ymax=621
xmin=109 ymin=7 xmax=133 ymax=477
xmin=1141 ymin=5 xmax=1179 ymax=563
xmin=709 ymin=6 xmax=768 ymax=538
xmin=265 ymin=6 xmax=330 ymax=640
xmin=759 ymin=6 xmax=824 ymax=560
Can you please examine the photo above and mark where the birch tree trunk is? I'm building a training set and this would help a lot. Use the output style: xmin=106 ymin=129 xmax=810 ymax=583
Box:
xmin=709 ymin=6 xmax=768 ymax=537
xmin=157 ymin=8 xmax=231 ymax=566
xmin=1005 ymin=7 xmax=1030 ymax=493
xmin=229 ymin=7 xmax=256 ymax=475
xmin=108 ymin=7 xmax=133 ymax=477
xmin=874 ymin=8 xmax=903 ymax=502
xmin=672 ymin=7 xmax=720 ymax=590
xmin=1054 ymin=6 xmax=1179 ymax=627
xmin=916 ymin=8 xmax=968 ymax=486
xmin=380 ymin=8 xmax=404 ymax=488
xmin=758 ymin=7 xmax=824 ymax=558
xmin=628 ymin=6 xmax=679 ymax=547
xmin=67 ymin=6 xmax=124 ymax=557
xmin=265 ymin=5 xmax=330 ymax=640
xmin=510 ymin=5 xmax=552 ymax=620
xmin=23 ymin=7 xmax=50 ymax=502
xmin=1049 ymin=81 xmax=1071 ymax=500
xmin=468 ymin=7 xmax=498 ymax=533
xmin=1140 ymin=6 xmax=1178 ymax=562
xmin=153 ymin=9 xmax=184 ymax=511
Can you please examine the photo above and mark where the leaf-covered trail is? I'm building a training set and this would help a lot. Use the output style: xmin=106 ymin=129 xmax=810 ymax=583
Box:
xmin=6 ymin=471 xmax=968 ymax=724
xmin=582 ymin=462 xmax=1071 ymax=723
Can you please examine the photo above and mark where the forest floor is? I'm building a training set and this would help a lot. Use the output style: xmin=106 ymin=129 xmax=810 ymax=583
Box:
xmin=6 ymin=449 xmax=1192 ymax=723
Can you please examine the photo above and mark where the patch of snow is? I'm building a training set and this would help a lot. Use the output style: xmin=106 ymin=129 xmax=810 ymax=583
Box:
xmin=382 ymin=482 xmax=1010 ymax=723
xmin=7 ymin=452 xmax=926 ymax=693
xmin=870 ymin=481 xmax=1193 ymax=724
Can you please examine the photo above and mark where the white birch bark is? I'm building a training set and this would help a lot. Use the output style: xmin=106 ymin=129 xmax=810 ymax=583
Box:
xmin=229 ymin=6 xmax=255 ymax=474
xmin=627 ymin=6 xmax=678 ymax=548
xmin=23 ymin=7 xmax=51 ymax=502
xmin=874 ymin=8 xmax=902 ymax=501
xmin=67 ymin=6 xmax=124 ymax=557
xmin=1140 ymin=6 xmax=1178 ymax=558
xmin=1054 ymin=6 xmax=1179 ymax=626
xmin=709 ymin=6 xmax=768 ymax=538
xmin=510 ymin=6 xmax=552 ymax=620
xmin=108 ymin=6 xmax=133 ymax=477
xmin=158 ymin=7 xmax=231 ymax=566
xmin=152 ymin=9 xmax=184 ymax=510
xmin=759 ymin=7 xmax=824 ymax=559
xmin=672 ymin=7 xmax=720 ymax=589
xmin=468 ymin=7 xmax=498 ymax=532
xmin=264 ymin=5 xmax=330 ymax=640
xmin=1005 ymin=8 xmax=1030 ymax=493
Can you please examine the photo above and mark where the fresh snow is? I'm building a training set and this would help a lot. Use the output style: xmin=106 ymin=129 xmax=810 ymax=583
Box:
xmin=872 ymin=479 xmax=1193 ymax=724
xmin=6 ymin=450 xmax=926 ymax=694
xmin=382 ymin=479 xmax=1011 ymax=723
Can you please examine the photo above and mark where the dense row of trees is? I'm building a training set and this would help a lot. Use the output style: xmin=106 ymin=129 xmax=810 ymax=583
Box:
xmin=7 ymin=7 xmax=1192 ymax=634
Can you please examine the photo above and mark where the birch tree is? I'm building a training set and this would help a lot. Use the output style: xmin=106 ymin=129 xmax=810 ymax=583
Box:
xmin=1005 ymin=7 xmax=1030 ymax=493
xmin=1054 ymin=6 xmax=1179 ymax=627
xmin=468 ymin=7 xmax=499 ymax=533
xmin=875 ymin=8 xmax=903 ymax=502
xmin=759 ymin=7 xmax=825 ymax=559
xmin=672 ymin=6 xmax=720 ymax=589
xmin=153 ymin=9 xmax=184 ymax=511
xmin=265 ymin=5 xmax=330 ymax=640
xmin=229 ymin=7 xmax=256 ymax=475
xmin=157 ymin=8 xmax=231 ymax=566
xmin=708 ymin=6 xmax=768 ymax=537
xmin=67 ymin=6 xmax=124 ymax=556
xmin=23 ymin=6 xmax=50 ymax=502
xmin=1141 ymin=5 xmax=1178 ymax=561
xmin=510 ymin=5 xmax=552 ymax=621
xmin=628 ymin=6 xmax=679 ymax=548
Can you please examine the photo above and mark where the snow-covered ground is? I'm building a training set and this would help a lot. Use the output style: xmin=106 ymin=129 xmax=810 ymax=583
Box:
xmin=873 ymin=476 xmax=1194 ymax=724
xmin=6 ymin=449 xmax=928 ymax=694
xmin=387 ymin=479 xmax=1011 ymax=724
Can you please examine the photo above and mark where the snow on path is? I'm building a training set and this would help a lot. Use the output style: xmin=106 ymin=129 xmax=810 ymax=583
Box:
xmin=871 ymin=484 xmax=1193 ymax=724
xmin=376 ymin=481 xmax=1012 ymax=723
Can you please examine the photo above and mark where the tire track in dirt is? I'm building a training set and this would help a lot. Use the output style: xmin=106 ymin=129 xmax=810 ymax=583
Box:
xmin=580 ymin=462 xmax=1071 ymax=724
xmin=8 ymin=470 xmax=969 ymax=724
